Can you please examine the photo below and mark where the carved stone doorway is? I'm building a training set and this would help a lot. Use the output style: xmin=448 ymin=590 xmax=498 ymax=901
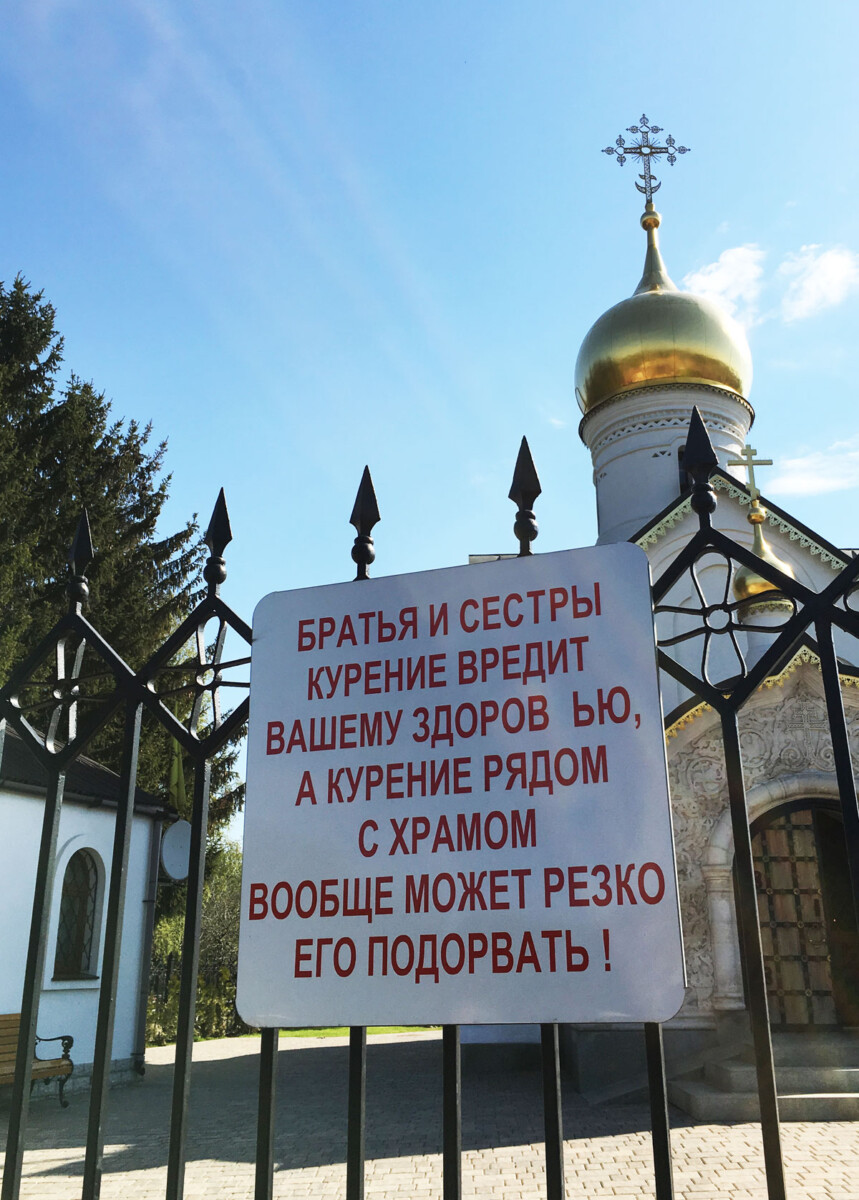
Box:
xmin=750 ymin=805 xmax=859 ymax=1029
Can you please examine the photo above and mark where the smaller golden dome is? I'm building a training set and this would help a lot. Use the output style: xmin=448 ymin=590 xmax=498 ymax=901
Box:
xmin=733 ymin=501 xmax=796 ymax=604
xmin=575 ymin=205 xmax=753 ymax=414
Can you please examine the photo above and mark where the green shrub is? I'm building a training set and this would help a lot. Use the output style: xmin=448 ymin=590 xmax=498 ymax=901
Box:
xmin=147 ymin=841 xmax=250 ymax=1044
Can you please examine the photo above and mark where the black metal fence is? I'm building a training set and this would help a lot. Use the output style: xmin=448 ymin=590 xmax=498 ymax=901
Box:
xmin=2 ymin=409 xmax=858 ymax=1200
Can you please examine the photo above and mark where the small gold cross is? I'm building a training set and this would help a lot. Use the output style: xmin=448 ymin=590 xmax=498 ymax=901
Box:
xmin=727 ymin=444 xmax=773 ymax=501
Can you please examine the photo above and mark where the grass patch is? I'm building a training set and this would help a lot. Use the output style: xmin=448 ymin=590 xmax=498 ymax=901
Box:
xmin=243 ymin=1025 xmax=433 ymax=1038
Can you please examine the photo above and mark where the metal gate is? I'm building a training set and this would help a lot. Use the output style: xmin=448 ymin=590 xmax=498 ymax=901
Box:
xmin=2 ymin=408 xmax=858 ymax=1200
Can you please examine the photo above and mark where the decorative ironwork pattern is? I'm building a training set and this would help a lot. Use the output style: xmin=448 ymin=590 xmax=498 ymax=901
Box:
xmin=655 ymin=543 xmax=798 ymax=690
xmin=0 ymin=490 xmax=252 ymax=1200
xmin=648 ymin=405 xmax=859 ymax=1200
xmin=603 ymin=115 xmax=690 ymax=203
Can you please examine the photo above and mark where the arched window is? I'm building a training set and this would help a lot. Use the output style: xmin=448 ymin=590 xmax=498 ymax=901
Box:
xmin=53 ymin=849 xmax=100 ymax=980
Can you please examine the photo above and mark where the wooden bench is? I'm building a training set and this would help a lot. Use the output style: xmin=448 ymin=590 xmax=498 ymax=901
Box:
xmin=0 ymin=1013 xmax=74 ymax=1107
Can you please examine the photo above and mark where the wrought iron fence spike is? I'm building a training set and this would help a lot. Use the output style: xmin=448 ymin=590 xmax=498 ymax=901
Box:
xmin=204 ymin=488 xmax=233 ymax=559
xmin=68 ymin=509 xmax=94 ymax=576
xmin=684 ymin=407 xmax=718 ymax=475
xmin=684 ymin=408 xmax=719 ymax=522
xmin=350 ymin=466 xmax=380 ymax=534
xmin=67 ymin=509 xmax=94 ymax=607
xmin=350 ymin=465 xmax=380 ymax=581
xmin=203 ymin=489 xmax=232 ymax=594
xmin=509 ymin=436 xmax=541 ymax=557
xmin=508 ymin=436 xmax=541 ymax=510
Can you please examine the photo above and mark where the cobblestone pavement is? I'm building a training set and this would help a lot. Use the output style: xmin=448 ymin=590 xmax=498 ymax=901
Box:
xmin=2 ymin=1031 xmax=858 ymax=1198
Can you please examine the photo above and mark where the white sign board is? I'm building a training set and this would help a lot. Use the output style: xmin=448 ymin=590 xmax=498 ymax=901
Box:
xmin=237 ymin=545 xmax=685 ymax=1027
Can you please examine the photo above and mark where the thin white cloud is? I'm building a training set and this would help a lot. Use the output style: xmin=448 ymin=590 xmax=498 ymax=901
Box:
xmin=682 ymin=245 xmax=765 ymax=327
xmin=778 ymin=245 xmax=859 ymax=322
xmin=767 ymin=437 xmax=859 ymax=497
xmin=684 ymin=242 xmax=859 ymax=328
xmin=768 ymin=358 xmax=805 ymax=371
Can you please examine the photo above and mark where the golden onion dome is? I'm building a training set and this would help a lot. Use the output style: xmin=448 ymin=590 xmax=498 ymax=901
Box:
xmin=732 ymin=500 xmax=796 ymax=604
xmin=575 ymin=204 xmax=753 ymax=415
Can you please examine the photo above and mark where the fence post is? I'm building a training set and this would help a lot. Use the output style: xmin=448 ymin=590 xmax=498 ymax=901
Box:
xmin=346 ymin=1026 xmax=367 ymax=1200
xmin=442 ymin=1025 xmax=462 ymax=1200
xmin=815 ymin=619 xmax=859 ymax=925
xmin=345 ymin=467 xmax=380 ymax=1197
xmin=255 ymin=1027 xmax=279 ymax=1200
xmin=1 ymin=770 xmax=65 ymax=1200
xmin=165 ymin=760 xmax=211 ymax=1200
xmin=721 ymin=711 xmax=786 ymax=1200
xmin=644 ymin=1022 xmax=675 ymax=1200
xmin=540 ymin=1024 xmax=565 ymax=1200
xmin=82 ymin=700 xmax=143 ymax=1200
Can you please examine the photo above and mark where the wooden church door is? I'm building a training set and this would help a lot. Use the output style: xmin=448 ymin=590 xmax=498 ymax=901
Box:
xmin=752 ymin=806 xmax=859 ymax=1028
xmin=814 ymin=810 xmax=859 ymax=1026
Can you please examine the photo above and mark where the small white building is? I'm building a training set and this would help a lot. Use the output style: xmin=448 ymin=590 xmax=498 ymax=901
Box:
xmin=0 ymin=727 xmax=169 ymax=1094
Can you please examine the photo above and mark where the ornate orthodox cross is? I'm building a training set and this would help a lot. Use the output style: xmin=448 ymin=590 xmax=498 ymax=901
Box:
xmin=785 ymin=698 xmax=828 ymax=732
xmin=727 ymin=444 xmax=773 ymax=501
xmin=603 ymin=115 xmax=690 ymax=204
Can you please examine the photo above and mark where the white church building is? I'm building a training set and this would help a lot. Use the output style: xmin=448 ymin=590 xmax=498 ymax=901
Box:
xmin=568 ymin=192 xmax=859 ymax=1114
xmin=468 ymin=188 xmax=859 ymax=1118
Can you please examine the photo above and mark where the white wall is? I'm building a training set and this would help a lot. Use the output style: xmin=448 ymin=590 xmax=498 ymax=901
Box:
xmin=0 ymin=788 xmax=155 ymax=1067
xmin=580 ymin=385 xmax=752 ymax=545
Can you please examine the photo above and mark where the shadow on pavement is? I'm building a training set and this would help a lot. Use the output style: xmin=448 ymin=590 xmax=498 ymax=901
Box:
xmin=3 ymin=1038 xmax=693 ymax=1180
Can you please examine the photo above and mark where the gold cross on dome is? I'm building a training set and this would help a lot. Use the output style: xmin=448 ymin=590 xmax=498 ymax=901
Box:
xmin=603 ymin=115 xmax=690 ymax=204
xmin=727 ymin=444 xmax=773 ymax=500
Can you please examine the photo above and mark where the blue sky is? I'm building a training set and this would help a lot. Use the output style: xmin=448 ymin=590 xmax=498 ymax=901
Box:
xmin=4 ymin=0 xmax=859 ymax=622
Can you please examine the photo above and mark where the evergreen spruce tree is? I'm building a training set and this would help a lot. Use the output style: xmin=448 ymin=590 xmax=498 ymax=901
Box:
xmin=0 ymin=276 xmax=243 ymax=822
xmin=0 ymin=277 xmax=64 ymax=674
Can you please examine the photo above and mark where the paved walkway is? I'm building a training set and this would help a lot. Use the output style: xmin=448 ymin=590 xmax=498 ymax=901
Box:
xmin=2 ymin=1031 xmax=858 ymax=1198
